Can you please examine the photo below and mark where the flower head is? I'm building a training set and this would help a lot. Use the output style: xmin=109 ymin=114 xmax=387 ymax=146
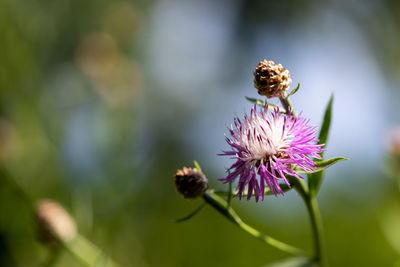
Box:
xmin=254 ymin=60 xmax=292 ymax=98
xmin=219 ymin=105 xmax=323 ymax=201
xmin=175 ymin=167 xmax=208 ymax=198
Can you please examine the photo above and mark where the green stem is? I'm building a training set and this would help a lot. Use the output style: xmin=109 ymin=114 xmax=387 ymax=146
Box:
xmin=0 ymin=166 xmax=120 ymax=267
xmin=203 ymin=191 xmax=306 ymax=256
xmin=63 ymin=235 xmax=120 ymax=267
xmin=291 ymin=178 xmax=326 ymax=266
xmin=280 ymin=93 xmax=326 ymax=265
xmin=306 ymin=196 xmax=325 ymax=266
xmin=279 ymin=95 xmax=295 ymax=117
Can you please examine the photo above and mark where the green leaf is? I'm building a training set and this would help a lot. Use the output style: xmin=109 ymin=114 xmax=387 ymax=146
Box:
xmin=287 ymin=83 xmax=300 ymax=97
xmin=318 ymin=94 xmax=334 ymax=151
xmin=172 ymin=202 xmax=207 ymax=223
xmin=245 ymin=97 xmax=277 ymax=110
xmin=245 ymin=96 xmax=266 ymax=106
xmin=295 ymin=157 xmax=347 ymax=173
xmin=203 ymin=191 xmax=306 ymax=255
xmin=308 ymin=95 xmax=334 ymax=196
xmin=193 ymin=160 xmax=202 ymax=174
xmin=264 ymin=184 xmax=293 ymax=195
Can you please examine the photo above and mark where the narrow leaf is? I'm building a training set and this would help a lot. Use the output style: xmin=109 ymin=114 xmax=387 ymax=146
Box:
xmin=296 ymin=157 xmax=347 ymax=173
xmin=203 ymin=191 xmax=306 ymax=255
xmin=287 ymin=83 xmax=300 ymax=97
xmin=318 ymin=94 xmax=334 ymax=150
xmin=172 ymin=202 xmax=207 ymax=223
xmin=314 ymin=157 xmax=347 ymax=170
xmin=193 ymin=160 xmax=202 ymax=174
xmin=308 ymin=95 xmax=334 ymax=196
xmin=245 ymin=97 xmax=277 ymax=110
xmin=245 ymin=96 xmax=266 ymax=106
xmin=264 ymin=184 xmax=292 ymax=195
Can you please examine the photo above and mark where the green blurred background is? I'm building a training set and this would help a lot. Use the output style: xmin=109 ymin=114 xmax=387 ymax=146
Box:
xmin=1 ymin=0 xmax=400 ymax=266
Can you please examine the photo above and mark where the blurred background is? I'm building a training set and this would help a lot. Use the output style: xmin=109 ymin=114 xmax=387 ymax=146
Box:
xmin=1 ymin=0 xmax=400 ymax=266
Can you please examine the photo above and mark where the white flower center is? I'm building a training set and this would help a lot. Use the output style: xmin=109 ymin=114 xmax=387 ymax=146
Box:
xmin=239 ymin=114 xmax=292 ymax=163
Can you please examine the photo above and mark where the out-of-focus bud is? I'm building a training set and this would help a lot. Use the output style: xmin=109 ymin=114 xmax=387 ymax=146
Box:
xmin=386 ymin=126 xmax=400 ymax=157
xmin=175 ymin=167 xmax=208 ymax=199
xmin=253 ymin=60 xmax=292 ymax=98
xmin=35 ymin=199 xmax=77 ymax=246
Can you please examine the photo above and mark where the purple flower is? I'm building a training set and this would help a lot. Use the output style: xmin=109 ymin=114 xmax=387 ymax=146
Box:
xmin=219 ymin=105 xmax=323 ymax=201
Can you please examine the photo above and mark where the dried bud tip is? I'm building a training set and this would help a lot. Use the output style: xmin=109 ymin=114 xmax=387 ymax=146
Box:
xmin=35 ymin=199 xmax=77 ymax=245
xmin=175 ymin=167 xmax=208 ymax=198
xmin=253 ymin=59 xmax=292 ymax=98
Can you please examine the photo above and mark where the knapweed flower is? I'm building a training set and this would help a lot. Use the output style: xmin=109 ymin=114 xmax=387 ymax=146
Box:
xmin=219 ymin=105 xmax=323 ymax=201
xmin=175 ymin=167 xmax=208 ymax=198
xmin=254 ymin=60 xmax=292 ymax=98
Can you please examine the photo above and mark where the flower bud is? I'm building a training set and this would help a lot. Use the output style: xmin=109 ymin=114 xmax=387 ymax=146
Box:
xmin=386 ymin=126 xmax=400 ymax=157
xmin=35 ymin=199 xmax=77 ymax=246
xmin=253 ymin=60 xmax=292 ymax=98
xmin=175 ymin=167 xmax=208 ymax=198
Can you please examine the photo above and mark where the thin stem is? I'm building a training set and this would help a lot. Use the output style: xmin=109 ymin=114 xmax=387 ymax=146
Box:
xmin=280 ymin=93 xmax=325 ymax=265
xmin=306 ymin=196 xmax=326 ymax=266
xmin=279 ymin=95 xmax=295 ymax=117
xmin=0 ymin=166 xmax=120 ymax=267
xmin=290 ymin=178 xmax=326 ymax=266
xmin=203 ymin=191 xmax=306 ymax=256
xmin=63 ymin=235 xmax=120 ymax=267
xmin=172 ymin=201 xmax=207 ymax=223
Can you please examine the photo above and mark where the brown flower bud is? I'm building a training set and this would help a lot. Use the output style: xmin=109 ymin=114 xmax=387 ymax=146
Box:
xmin=175 ymin=167 xmax=208 ymax=198
xmin=35 ymin=199 xmax=77 ymax=246
xmin=253 ymin=60 xmax=292 ymax=98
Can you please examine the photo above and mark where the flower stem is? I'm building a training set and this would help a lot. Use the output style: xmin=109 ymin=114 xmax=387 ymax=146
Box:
xmin=63 ymin=234 xmax=120 ymax=267
xmin=0 ymin=166 xmax=121 ymax=266
xmin=290 ymin=178 xmax=326 ymax=266
xmin=279 ymin=95 xmax=295 ymax=117
xmin=279 ymin=92 xmax=326 ymax=265
xmin=306 ymin=195 xmax=326 ymax=266
xmin=203 ymin=191 xmax=306 ymax=256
